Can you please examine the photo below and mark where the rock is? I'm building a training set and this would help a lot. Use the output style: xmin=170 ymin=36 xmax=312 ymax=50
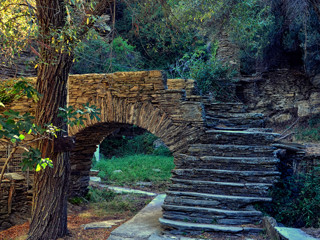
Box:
xmin=263 ymin=216 xmax=280 ymax=240
xmin=153 ymin=139 xmax=167 ymax=149
xmin=136 ymin=182 xmax=153 ymax=187
xmin=275 ymin=227 xmax=318 ymax=240
xmin=113 ymin=170 xmax=123 ymax=174
xmin=90 ymin=170 xmax=99 ymax=176
xmin=273 ymin=113 xmax=293 ymax=123
xmin=89 ymin=176 xmax=101 ymax=183
xmin=81 ymin=219 xmax=124 ymax=230
xmin=3 ymin=173 xmax=25 ymax=181
xmin=297 ymin=101 xmax=311 ymax=117
xmin=311 ymin=74 xmax=320 ymax=88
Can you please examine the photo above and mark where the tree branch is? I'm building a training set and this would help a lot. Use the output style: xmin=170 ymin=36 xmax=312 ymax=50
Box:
xmin=77 ymin=0 xmax=115 ymax=39
xmin=0 ymin=146 xmax=18 ymax=190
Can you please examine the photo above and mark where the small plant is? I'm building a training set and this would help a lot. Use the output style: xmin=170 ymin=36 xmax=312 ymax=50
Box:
xmin=86 ymin=187 xmax=116 ymax=203
xmin=68 ymin=197 xmax=86 ymax=205
xmin=258 ymin=166 xmax=320 ymax=228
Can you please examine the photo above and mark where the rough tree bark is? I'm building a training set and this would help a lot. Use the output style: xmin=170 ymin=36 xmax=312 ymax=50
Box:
xmin=27 ymin=1 xmax=74 ymax=239
xmin=27 ymin=0 xmax=113 ymax=239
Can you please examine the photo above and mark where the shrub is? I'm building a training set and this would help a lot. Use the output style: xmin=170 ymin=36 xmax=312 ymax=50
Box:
xmin=100 ymin=131 xmax=171 ymax=158
xmin=259 ymin=166 xmax=320 ymax=228
xmin=72 ymin=35 xmax=143 ymax=74
xmin=170 ymin=45 xmax=238 ymax=97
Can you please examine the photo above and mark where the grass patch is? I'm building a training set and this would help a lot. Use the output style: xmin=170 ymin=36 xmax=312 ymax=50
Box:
xmin=295 ymin=126 xmax=320 ymax=142
xmin=93 ymin=154 xmax=174 ymax=187
xmin=295 ymin=114 xmax=320 ymax=142
xmin=87 ymin=187 xmax=153 ymax=217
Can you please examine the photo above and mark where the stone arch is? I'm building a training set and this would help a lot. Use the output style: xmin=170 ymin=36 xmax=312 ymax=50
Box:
xmin=69 ymin=97 xmax=203 ymax=197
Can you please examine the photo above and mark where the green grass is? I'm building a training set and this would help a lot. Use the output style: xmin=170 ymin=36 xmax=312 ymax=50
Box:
xmin=295 ymin=114 xmax=320 ymax=142
xmin=93 ymin=154 xmax=175 ymax=186
xmin=295 ymin=126 xmax=320 ymax=142
xmin=87 ymin=187 xmax=153 ymax=216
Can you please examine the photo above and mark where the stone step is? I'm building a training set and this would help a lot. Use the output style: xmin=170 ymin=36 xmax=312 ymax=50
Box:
xmin=175 ymin=155 xmax=279 ymax=171
xmin=188 ymin=144 xmax=276 ymax=157
xmin=169 ymin=179 xmax=272 ymax=197
xmin=206 ymin=117 xmax=265 ymax=128
xmin=202 ymin=129 xmax=280 ymax=145
xmin=202 ymin=102 xmax=247 ymax=113
xmin=162 ymin=204 xmax=262 ymax=225
xmin=206 ymin=112 xmax=264 ymax=119
xmin=172 ymin=169 xmax=280 ymax=183
xmin=159 ymin=218 xmax=263 ymax=235
xmin=165 ymin=191 xmax=272 ymax=210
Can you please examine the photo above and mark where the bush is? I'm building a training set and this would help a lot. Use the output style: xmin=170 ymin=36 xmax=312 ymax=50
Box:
xmin=115 ymin=0 xmax=197 ymax=70
xmin=259 ymin=166 xmax=320 ymax=228
xmin=100 ymin=131 xmax=171 ymax=158
xmin=72 ymin=35 xmax=143 ymax=74
xmin=170 ymin=45 xmax=238 ymax=97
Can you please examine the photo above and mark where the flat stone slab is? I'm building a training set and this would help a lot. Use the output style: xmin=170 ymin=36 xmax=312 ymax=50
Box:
xmin=101 ymin=184 xmax=157 ymax=196
xmin=4 ymin=173 xmax=25 ymax=181
xmin=89 ymin=176 xmax=101 ymax=183
xmin=108 ymin=194 xmax=166 ymax=240
xmin=275 ymin=227 xmax=318 ymax=240
xmin=81 ymin=219 xmax=124 ymax=230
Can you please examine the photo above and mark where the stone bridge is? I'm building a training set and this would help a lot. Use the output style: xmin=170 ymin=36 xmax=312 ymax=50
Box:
xmin=1 ymin=70 xmax=281 ymax=237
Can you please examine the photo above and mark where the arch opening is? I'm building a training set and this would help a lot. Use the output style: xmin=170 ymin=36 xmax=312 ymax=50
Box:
xmin=69 ymin=122 xmax=180 ymax=198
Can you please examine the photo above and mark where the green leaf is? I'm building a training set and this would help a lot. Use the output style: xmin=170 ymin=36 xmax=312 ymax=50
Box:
xmin=27 ymin=129 xmax=32 ymax=134
xmin=19 ymin=134 xmax=25 ymax=140
xmin=11 ymin=138 xmax=16 ymax=143
xmin=35 ymin=164 xmax=41 ymax=172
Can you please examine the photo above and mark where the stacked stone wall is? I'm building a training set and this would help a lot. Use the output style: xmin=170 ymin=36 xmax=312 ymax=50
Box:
xmin=0 ymin=173 xmax=31 ymax=230
xmin=237 ymin=69 xmax=320 ymax=125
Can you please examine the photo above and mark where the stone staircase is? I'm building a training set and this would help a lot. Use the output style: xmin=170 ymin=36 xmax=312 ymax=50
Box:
xmin=160 ymin=100 xmax=281 ymax=236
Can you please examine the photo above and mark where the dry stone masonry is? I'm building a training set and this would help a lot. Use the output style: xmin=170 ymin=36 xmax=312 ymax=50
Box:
xmin=1 ymin=71 xmax=281 ymax=237
xmin=237 ymin=69 xmax=320 ymax=124
xmin=0 ymin=173 xmax=31 ymax=230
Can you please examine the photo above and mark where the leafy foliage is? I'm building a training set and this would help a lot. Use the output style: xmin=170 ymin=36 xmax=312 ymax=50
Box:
xmin=0 ymin=79 xmax=100 ymax=175
xmin=100 ymin=131 xmax=171 ymax=158
xmin=170 ymin=45 xmax=237 ymax=96
xmin=0 ymin=79 xmax=40 ymax=106
xmin=115 ymin=0 xmax=197 ymax=69
xmin=259 ymin=167 xmax=320 ymax=228
xmin=72 ymin=35 xmax=143 ymax=74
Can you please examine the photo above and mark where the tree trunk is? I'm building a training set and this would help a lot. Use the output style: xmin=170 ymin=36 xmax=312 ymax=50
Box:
xmin=27 ymin=1 xmax=74 ymax=239
xmin=27 ymin=53 xmax=73 ymax=240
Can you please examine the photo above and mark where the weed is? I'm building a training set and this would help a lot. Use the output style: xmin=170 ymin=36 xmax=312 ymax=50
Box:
xmin=68 ymin=197 xmax=86 ymax=205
